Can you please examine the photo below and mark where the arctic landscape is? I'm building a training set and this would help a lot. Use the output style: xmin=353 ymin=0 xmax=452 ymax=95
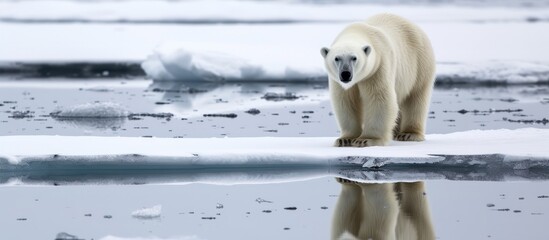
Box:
xmin=1 ymin=0 xmax=549 ymax=239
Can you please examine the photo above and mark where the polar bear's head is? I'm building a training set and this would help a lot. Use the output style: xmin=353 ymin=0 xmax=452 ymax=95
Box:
xmin=320 ymin=45 xmax=374 ymax=90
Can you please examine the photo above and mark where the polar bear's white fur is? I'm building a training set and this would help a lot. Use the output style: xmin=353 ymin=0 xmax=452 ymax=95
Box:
xmin=321 ymin=13 xmax=435 ymax=147
xmin=331 ymin=179 xmax=436 ymax=240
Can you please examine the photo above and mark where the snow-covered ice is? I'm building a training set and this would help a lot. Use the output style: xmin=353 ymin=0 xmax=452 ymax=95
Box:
xmin=1 ymin=128 xmax=548 ymax=184
xmin=142 ymin=46 xmax=272 ymax=82
xmin=2 ymin=128 xmax=547 ymax=165
xmin=131 ymin=205 xmax=162 ymax=219
xmin=141 ymin=44 xmax=323 ymax=82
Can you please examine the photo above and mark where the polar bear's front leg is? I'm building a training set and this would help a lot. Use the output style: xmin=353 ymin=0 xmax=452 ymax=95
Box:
xmin=352 ymin=81 xmax=398 ymax=147
xmin=330 ymin=80 xmax=362 ymax=147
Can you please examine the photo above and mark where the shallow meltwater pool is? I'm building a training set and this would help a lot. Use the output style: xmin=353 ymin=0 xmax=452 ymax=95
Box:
xmin=0 ymin=178 xmax=548 ymax=239
xmin=1 ymin=79 xmax=548 ymax=239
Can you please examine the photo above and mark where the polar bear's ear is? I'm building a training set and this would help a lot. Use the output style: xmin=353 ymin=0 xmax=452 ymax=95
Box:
xmin=363 ymin=46 xmax=371 ymax=56
xmin=320 ymin=47 xmax=330 ymax=58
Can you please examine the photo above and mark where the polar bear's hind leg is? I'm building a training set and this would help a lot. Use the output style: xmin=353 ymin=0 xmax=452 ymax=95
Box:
xmin=396 ymin=63 xmax=434 ymax=142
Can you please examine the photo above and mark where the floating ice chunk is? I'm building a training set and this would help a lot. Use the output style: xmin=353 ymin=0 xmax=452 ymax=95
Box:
xmin=262 ymin=92 xmax=300 ymax=101
xmin=141 ymin=43 xmax=323 ymax=82
xmin=142 ymin=46 xmax=265 ymax=81
xmin=9 ymin=111 xmax=34 ymax=119
xmin=255 ymin=198 xmax=273 ymax=204
xmin=55 ymin=232 xmax=83 ymax=240
xmin=50 ymin=102 xmax=130 ymax=118
xmin=82 ymin=87 xmax=113 ymax=92
xmin=131 ymin=205 xmax=162 ymax=219
xmin=245 ymin=108 xmax=261 ymax=115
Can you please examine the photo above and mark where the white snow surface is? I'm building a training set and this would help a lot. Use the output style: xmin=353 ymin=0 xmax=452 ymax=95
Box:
xmin=50 ymin=102 xmax=130 ymax=118
xmin=131 ymin=205 xmax=162 ymax=219
xmin=1 ymin=128 xmax=547 ymax=167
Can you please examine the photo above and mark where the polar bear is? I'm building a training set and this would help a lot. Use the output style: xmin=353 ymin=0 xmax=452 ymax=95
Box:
xmin=331 ymin=179 xmax=436 ymax=240
xmin=321 ymin=13 xmax=435 ymax=147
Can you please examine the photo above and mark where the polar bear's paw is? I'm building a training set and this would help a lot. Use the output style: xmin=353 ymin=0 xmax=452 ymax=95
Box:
xmin=395 ymin=133 xmax=425 ymax=142
xmin=352 ymin=138 xmax=369 ymax=147
xmin=351 ymin=138 xmax=385 ymax=147
xmin=335 ymin=177 xmax=359 ymax=184
xmin=334 ymin=138 xmax=354 ymax=147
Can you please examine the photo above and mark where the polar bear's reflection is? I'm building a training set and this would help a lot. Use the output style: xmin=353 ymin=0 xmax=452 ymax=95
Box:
xmin=332 ymin=179 xmax=435 ymax=240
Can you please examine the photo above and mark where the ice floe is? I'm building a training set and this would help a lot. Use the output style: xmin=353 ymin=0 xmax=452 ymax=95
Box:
xmin=47 ymin=102 xmax=174 ymax=129
xmin=142 ymin=47 xmax=267 ymax=81
xmin=1 ymin=128 xmax=548 ymax=184
xmin=141 ymin=43 xmax=322 ymax=82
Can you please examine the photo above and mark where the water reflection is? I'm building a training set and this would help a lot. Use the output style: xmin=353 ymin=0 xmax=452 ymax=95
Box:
xmin=332 ymin=179 xmax=435 ymax=240
xmin=147 ymin=81 xmax=329 ymax=118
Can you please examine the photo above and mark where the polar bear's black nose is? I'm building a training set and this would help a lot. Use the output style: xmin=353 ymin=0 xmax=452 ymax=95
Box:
xmin=340 ymin=71 xmax=352 ymax=83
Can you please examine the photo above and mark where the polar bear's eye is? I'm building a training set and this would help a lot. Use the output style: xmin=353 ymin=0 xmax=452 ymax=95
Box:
xmin=351 ymin=56 xmax=357 ymax=61
xmin=335 ymin=57 xmax=340 ymax=62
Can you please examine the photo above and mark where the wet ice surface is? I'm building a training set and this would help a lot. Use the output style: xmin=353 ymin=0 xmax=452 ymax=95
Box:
xmin=1 ymin=78 xmax=548 ymax=240
xmin=0 ymin=79 xmax=547 ymax=137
